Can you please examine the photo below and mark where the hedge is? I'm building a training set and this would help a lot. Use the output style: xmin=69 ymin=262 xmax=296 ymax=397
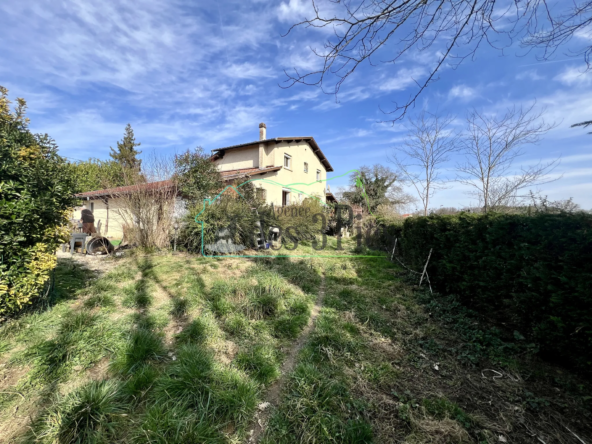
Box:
xmin=398 ymin=212 xmax=592 ymax=374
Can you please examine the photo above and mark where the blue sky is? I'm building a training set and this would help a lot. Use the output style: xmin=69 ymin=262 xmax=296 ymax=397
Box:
xmin=1 ymin=0 xmax=591 ymax=210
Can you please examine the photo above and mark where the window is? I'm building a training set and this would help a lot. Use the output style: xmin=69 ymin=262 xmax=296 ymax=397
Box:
xmin=284 ymin=154 xmax=291 ymax=169
xmin=316 ymin=170 xmax=321 ymax=181
xmin=304 ymin=162 xmax=308 ymax=173
xmin=90 ymin=202 xmax=94 ymax=212
xmin=282 ymin=190 xmax=291 ymax=206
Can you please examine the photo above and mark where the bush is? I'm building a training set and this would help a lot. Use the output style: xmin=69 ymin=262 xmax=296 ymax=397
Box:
xmin=0 ymin=86 xmax=77 ymax=317
xmin=275 ymin=197 xmax=327 ymax=243
xmin=399 ymin=212 xmax=592 ymax=375
xmin=180 ymin=189 xmax=328 ymax=254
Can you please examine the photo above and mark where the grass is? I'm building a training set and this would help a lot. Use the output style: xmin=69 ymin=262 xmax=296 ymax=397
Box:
xmin=0 ymin=242 xmax=590 ymax=443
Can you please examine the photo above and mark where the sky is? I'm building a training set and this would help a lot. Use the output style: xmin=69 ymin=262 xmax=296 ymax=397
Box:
xmin=1 ymin=0 xmax=591 ymax=211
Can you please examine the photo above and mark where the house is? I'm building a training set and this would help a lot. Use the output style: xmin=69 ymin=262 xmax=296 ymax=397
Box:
xmin=73 ymin=123 xmax=334 ymax=239
xmin=212 ymin=123 xmax=334 ymax=207
xmin=73 ymin=180 xmax=178 ymax=240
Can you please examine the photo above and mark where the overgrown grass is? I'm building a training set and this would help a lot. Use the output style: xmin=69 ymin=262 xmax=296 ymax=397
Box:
xmin=1 ymin=243 xmax=590 ymax=444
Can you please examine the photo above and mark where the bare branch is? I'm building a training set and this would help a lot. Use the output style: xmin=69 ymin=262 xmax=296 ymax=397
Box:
xmin=456 ymin=105 xmax=559 ymax=212
xmin=390 ymin=111 xmax=459 ymax=215
xmin=283 ymin=0 xmax=592 ymax=121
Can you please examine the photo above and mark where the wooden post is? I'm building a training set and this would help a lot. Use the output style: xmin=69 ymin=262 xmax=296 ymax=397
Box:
xmin=419 ymin=248 xmax=433 ymax=287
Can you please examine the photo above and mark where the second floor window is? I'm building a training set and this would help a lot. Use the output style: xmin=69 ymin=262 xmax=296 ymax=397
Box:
xmin=316 ymin=170 xmax=321 ymax=181
xmin=304 ymin=162 xmax=308 ymax=173
xmin=284 ymin=154 xmax=291 ymax=169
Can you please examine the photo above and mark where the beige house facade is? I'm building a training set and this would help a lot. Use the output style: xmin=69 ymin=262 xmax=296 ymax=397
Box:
xmin=213 ymin=123 xmax=334 ymax=207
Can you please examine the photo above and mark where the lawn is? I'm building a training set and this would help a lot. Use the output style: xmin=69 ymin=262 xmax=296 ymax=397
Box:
xmin=0 ymin=240 xmax=590 ymax=443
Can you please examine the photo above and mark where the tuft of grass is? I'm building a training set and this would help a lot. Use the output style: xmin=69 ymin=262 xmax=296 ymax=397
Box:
xmin=59 ymin=311 xmax=99 ymax=333
xmin=208 ymin=281 xmax=234 ymax=317
xmin=87 ymin=279 xmax=118 ymax=297
xmin=223 ymin=313 xmax=251 ymax=337
xmin=22 ymin=311 xmax=119 ymax=385
xmin=421 ymin=397 xmax=474 ymax=430
xmin=263 ymin=362 xmax=372 ymax=443
xmin=155 ymin=344 xmax=259 ymax=426
xmin=84 ymin=294 xmax=115 ymax=309
xmin=111 ymin=328 xmax=166 ymax=374
xmin=123 ymin=364 xmax=160 ymax=401
xmin=273 ymin=313 xmax=309 ymax=339
xmin=31 ymin=380 xmax=126 ymax=444
xmin=235 ymin=344 xmax=280 ymax=385
xmin=121 ymin=281 xmax=152 ymax=309
xmin=135 ymin=402 xmax=225 ymax=444
xmin=176 ymin=315 xmax=220 ymax=345
xmin=170 ymin=298 xmax=189 ymax=318
xmin=103 ymin=266 xmax=136 ymax=282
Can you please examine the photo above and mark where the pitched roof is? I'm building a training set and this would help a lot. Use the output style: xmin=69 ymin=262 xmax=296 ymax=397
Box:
xmin=74 ymin=167 xmax=282 ymax=199
xmin=212 ymin=137 xmax=334 ymax=172
xmin=220 ymin=166 xmax=282 ymax=181
xmin=75 ymin=180 xmax=175 ymax=199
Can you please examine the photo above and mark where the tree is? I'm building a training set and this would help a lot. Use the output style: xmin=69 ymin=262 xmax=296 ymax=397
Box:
xmin=0 ymin=86 xmax=77 ymax=316
xmin=284 ymin=0 xmax=592 ymax=120
xmin=110 ymin=124 xmax=142 ymax=173
xmin=113 ymin=152 xmax=178 ymax=249
xmin=68 ymin=158 xmax=124 ymax=192
xmin=342 ymin=164 xmax=412 ymax=213
xmin=174 ymin=147 xmax=223 ymax=206
xmin=391 ymin=112 xmax=458 ymax=216
xmin=526 ymin=191 xmax=582 ymax=214
xmin=456 ymin=105 xmax=558 ymax=212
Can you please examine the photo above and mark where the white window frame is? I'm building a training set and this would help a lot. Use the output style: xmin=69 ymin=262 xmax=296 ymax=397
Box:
xmin=316 ymin=170 xmax=321 ymax=181
xmin=282 ymin=189 xmax=291 ymax=206
xmin=304 ymin=162 xmax=308 ymax=173
xmin=284 ymin=154 xmax=291 ymax=170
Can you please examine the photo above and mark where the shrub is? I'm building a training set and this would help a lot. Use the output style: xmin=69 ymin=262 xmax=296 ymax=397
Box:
xmin=32 ymin=380 xmax=126 ymax=444
xmin=274 ymin=197 xmax=327 ymax=243
xmin=181 ymin=190 xmax=329 ymax=254
xmin=0 ymin=87 xmax=77 ymax=316
xmin=180 ymin=192 xmax=267 ymax=254
xmin=399 ymin=212 xmax=592 ymax=375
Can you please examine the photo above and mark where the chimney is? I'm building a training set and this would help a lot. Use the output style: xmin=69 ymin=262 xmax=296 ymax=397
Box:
xmin=259 ymin=122 xmax=267 ymax=140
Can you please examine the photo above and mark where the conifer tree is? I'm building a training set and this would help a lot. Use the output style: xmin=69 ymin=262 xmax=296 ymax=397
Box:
xmin=110 ymin=123 xmax=142 ymax=171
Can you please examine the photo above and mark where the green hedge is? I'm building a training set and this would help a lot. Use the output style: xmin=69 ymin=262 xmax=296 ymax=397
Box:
xmin=399 ymin=213 xmax=592 ymax=374
xmin=1 ymin=87 xmax=77 ymax=317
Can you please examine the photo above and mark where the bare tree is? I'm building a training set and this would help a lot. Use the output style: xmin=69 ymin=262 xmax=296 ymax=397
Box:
xmin=283 ymin=0 xmax=592 ymax=120
xmin=456 ymin=105 xmax=558 ymax=212
xmin=391 ymin=112 xmax=458 ymax=216
xmin=114 ymin=152 xmax=179 ymax=249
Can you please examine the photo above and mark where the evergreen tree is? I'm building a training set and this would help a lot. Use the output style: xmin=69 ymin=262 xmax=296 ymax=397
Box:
xmin=110 ymin=124 xmax=142 ymax=171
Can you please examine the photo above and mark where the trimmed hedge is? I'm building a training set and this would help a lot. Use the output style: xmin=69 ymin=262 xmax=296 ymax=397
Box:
xmin=399 ymin=213 xmax=592 ymax=374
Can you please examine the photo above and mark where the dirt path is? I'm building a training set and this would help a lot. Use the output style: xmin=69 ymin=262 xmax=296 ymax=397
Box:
xmin=247 ymin=274 xmax=326 ymax=444
xmin=56 ymin=250 xmax=119 ymax=275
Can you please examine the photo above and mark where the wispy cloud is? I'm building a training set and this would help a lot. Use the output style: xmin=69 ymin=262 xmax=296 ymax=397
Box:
xmin=448 ymin=84 xmax=477 ymax=100
xmin=554 ymin=66 xmax=592 ymax=86
xmin=379 ymin=68 xmax=426 ymax=92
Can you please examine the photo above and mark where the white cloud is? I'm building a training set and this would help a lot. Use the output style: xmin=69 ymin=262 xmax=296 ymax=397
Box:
xmin=277 ymin=0 xmax=311 ymax=23
xmin=379 ymin=67 xmax=426 ymax=92
xmin=222 ymin=63 xmax=276 ymax=80
xmin=448 ymin=84 xmax=477 ymax=100
xmin=554 ymin=66 xmax=592 ymax=86
xmin=516 ymin=70 xmax=544 ymax=81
